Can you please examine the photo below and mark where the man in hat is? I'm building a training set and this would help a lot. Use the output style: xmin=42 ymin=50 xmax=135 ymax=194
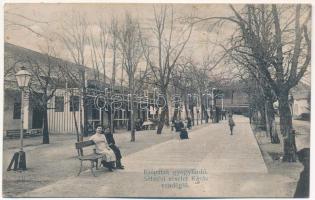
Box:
xmin=104 ymin=127 xmax=125 ymax=169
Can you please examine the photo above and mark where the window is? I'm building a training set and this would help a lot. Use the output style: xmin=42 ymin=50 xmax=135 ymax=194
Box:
xmin=70 ymin=96 xmax=80 ymax=112
xmin=92 ymin=108 xmax=100 ymax=120
xmin=13 ymin=102 xmax=21 ymax=119
xmin=55 ymin=96 xmax=64 ymax=112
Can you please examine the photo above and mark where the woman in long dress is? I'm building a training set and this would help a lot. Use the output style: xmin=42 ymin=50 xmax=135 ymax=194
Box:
xmin=90 ymin=126 xmax=116 ymax=171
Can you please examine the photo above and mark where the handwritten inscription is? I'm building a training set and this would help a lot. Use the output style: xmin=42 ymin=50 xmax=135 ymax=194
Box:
xmin=144 ymin=168 xmax=208 ymax=189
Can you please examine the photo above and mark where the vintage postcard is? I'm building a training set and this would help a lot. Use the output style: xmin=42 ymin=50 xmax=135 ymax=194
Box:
xmin=2 ymin=2 xmax=312 ymax=198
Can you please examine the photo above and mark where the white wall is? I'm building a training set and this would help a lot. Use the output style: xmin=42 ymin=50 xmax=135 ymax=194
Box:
xmin=293 ymin=99 xmax=309 ymax=116
xmin=3 ymin=90 xmax=21 ymax=133
xmin=47 ymin=89 xmax=81 ymax=134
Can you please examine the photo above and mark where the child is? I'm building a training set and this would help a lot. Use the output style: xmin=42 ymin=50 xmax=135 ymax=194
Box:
xmin=228 ymin=113 xmax=235 ymax=135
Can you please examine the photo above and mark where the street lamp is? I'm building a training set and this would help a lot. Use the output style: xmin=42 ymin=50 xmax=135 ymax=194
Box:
xmin=7 ymin=67 xmax=31 ymax=171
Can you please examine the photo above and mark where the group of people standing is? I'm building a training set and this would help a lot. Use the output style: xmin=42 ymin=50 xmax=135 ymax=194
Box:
xmin=89 ymin=126 xmax=125 ymax=172
xmin=212 ymin=108 xmax=235 ymax=135
xmin=210 ymin=108 xmax=228 ymax=123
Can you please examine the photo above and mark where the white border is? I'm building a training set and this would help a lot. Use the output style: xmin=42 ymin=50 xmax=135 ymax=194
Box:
xmin=1 ymin=1 xmax=314 ymax=200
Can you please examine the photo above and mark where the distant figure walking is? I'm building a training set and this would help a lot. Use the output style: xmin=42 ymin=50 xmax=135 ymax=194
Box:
xmin=222 ymin=110 xmax=227 ymax=120
xmin=228 ymin=113 xmax=235 ymax=135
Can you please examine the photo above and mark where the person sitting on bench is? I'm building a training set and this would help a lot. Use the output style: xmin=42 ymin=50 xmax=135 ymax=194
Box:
xmin=180 ymin=127 xmax=189 ymax=140
xmin=175 ymin=120 xmax=185 ymax=132
xmin=90 ymin=126 xmax=116 ymax=172
xmin=104 ymin=127 xmax=125 ymax=169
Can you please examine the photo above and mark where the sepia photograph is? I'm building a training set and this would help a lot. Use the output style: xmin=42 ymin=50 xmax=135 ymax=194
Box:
xmin=2 ymin=2 xmax=312 ymax=198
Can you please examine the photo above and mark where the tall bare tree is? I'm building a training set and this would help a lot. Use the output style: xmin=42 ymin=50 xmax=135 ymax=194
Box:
xmin=198 ymin=5 xmax=311 ymax=161
xmin=59 ymin=11 xmax=89 ymax=140
xmin=6 ymin=43 xmax=66 ymax=144
xmin=118 ymin=14 xmax=143 ymax=142
xmin=141 ymin=5 xmax=193 ymax=134
xmin=110 ymin=17 xmax=119 ymax=86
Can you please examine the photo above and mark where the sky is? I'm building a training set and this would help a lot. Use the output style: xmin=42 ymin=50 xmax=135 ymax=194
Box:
xmin=4 ymin=4 xmax=237 ymax=81
xmin=4 ymin=3 xmax=311 ymax=85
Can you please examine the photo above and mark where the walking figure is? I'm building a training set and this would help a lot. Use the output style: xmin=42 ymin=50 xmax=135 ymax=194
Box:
xmin=222 ymin=109 xmax=227 ymax=120
xmin=228 ymin=113 xmax=235 ymax=135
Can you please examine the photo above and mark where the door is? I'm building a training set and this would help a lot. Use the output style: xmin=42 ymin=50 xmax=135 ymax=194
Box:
xmin=32 ymin=106 xmax=43 ymax=129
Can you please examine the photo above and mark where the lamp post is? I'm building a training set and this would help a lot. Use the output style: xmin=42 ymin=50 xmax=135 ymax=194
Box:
xmin=221 ymin=94 xmax=224 ymax=110
xmin=7 ymin=67 xmax=31 ymax=171
xmin=16 ymin=67 xmax=32 ymax=170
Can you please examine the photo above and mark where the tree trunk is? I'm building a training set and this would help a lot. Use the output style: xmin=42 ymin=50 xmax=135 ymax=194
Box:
xmin=156 ymin=89 xmax=168 ymax=134
xmin=137 ymin=104 xmax=141 ymax=119
xmin=79 ymin=95 xmax=84 ymax=142
xmin=108 ymin=102 xmax=115 ymax=133
xmin=112 ymin=49 xmax=116 ymax=85
xmin=83 ymin=100 xmax=88 ymax=136
xmin=42 ymin=107 xmax=49 ymax=144
xmin=107 ymin=106 xmax=113 ymax=132
xmin=82 ymin=70 xmax=88 ymax=138
xmin=73 ymin=108 xmax=80 ymax=142
xmin=264 ymin=102 xmax=270 ymax=137
xmin=173 ymin=99 xmax=179 ymax=120
xmin=279 ymin=91 xmax=297 ymax=162
xmin=213 ymin=98 xmax=218 ymax=123
xmin=165 ymin=105 xmax=170 ymax=126
xmin=156 ymin=87 xmax=169 ymax=134
xmin=266 ymin=100 xmax=280 ymax=144
xmin=190 ymin=106 xmax=195 ymax=126
xmin=157 ymin=108 xmax=166 ymax=134
xmin=184 ymin=96 xmax=189 ymax=119
xmin=259 ymin=106 xmax=267 ymax=130
xmin=127 ymin=110 xmax=131 ymax=131
xmin=202 ymin=104 xmax=209 ymax=123
xmin=129 ymin=77 xmax=135 ymax=142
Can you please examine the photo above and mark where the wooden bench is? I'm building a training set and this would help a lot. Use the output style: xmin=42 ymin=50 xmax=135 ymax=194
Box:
xmin=142 ymin=121 xmax=156 ymax=130
xmin=75 ymin=140 xmax=105 ymax=177
xmin=6 ymin=129 xmax=24 ymax=139
xmin=6 ymin=129 xmax=43 ymax=139
xmin=29 ymin=129 xmax=43 ymax=137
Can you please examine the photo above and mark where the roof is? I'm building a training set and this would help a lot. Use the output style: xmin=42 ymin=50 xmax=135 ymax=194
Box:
xmin=4 ymin=42 xmax=111 ymax=90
